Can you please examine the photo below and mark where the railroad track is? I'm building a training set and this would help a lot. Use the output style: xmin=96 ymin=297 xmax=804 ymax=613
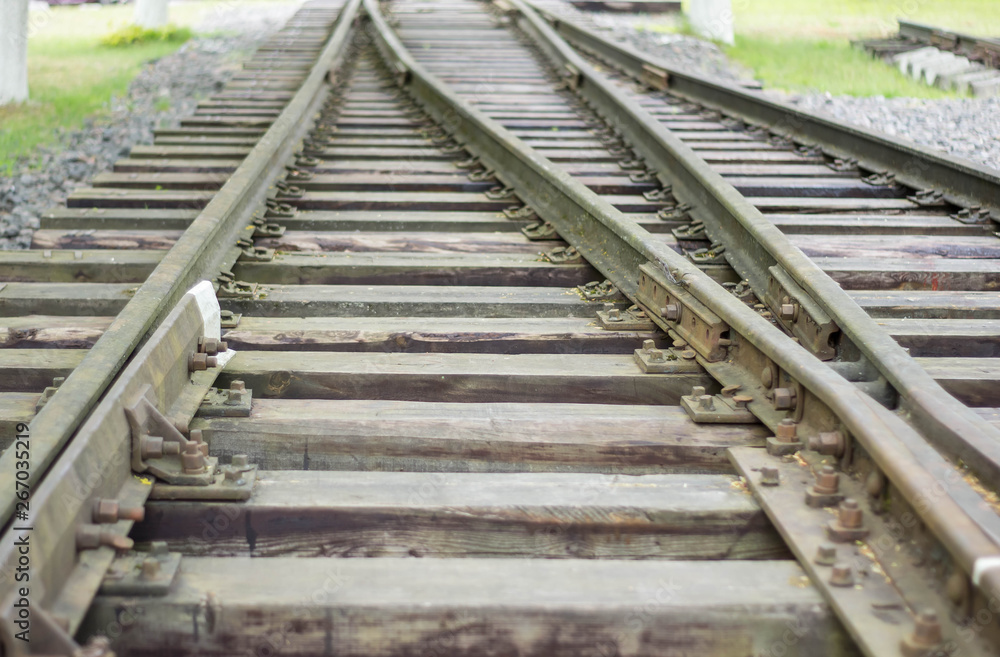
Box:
xmin=3 ymin=1 xmax=1000 ymax=655
xmin=858 ymin=19 xmax=1000 ymax=95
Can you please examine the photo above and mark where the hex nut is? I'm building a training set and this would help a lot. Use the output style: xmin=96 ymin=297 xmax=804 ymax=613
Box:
xmin=829 ymin=563 xmax=854 ymax=587
xmin=805 ymin=465 xmax=845 ymax=508
xmin=760 ymin=467 xmax=780 ymax=486
xmin=900 ymin=609 xmax=943 ymax=657
xmin=809 ymin=430 xmax=846 ymax=457
xmin=772 ymin=387 xmax=796 ymax=411
xmin=814 ymin=543 xmax=837 ymax=566
xmin=775 ymin=418 xmax=797 ymax=442
xmin=827 ymin=498 xmax=870 ymax=542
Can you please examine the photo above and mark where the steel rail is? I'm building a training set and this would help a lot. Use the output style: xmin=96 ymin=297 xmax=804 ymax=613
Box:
xmin=526 ymin=3 xmax=1000 ymax=215
xmin=520 ymin=1 xmax=1000 ymax=492
xmin=0 ymin=1 xmax=364 ymax=644
xmin=360 ymin=0 xmax=1000 ymax=629
xmin=898 ymin=19 xmax=1000 ymax=61
xmin=0 ymin=0 xmax=360 ymax=529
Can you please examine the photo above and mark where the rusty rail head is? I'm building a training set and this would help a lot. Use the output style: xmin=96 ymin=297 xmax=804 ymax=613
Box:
xmin=362 ymin=0 xmax=1000 ymax=621
xmin=0 ymin=0 xmax=363 ymax=528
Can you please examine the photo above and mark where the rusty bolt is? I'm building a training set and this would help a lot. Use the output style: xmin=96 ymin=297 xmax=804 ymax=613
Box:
xmin=761 ymin=366 xmax=773 ymax=389
xmin=808 ymin=430 xmax=846 ymax=457
xmin=720 ymin=384 xmax=740 ymax=398
xmin=779 ymin=302 xmax=798 ymax=321
xmin=829 ymin=563 xmax=854 ymax=587
xmin=689 ymin=385 xmax=706 ymax=398
xmin=182 ymin=441 xmax=207 ymax=474
xmin=901 ymin=609 xmax=943 ymax=657
xmin=233 ymin=454 xmax=250 ymax=469
xmin=828 ymin=498 xmax=870 ymax=542
xmin=141 ymin=557 xmax=161 ymax=581
xmin=198 ymin=337 xmax=228 ymax=355
xmin=140 ymin=435 xmax=180 ymax=460
xmin=230 ymin=380 xmax=247 ymax=393
xmin=733 ymin=394 xmax=753 ymax=409
xmin=188 ymin=352 xmax=218 ymax=372
xmin=813 ymin=466 xmax=840 ymax=495
xmin=679 ymin=348 xmax=697 ymax=360
xmin=226 ymin=389 xmax=245 ymax=405
xmin=814 ymin=543 xmax=837 ymax=566
xmin=660 ymin=303 xmax=680 ymax=321
xmin=698 ymin=395 xmax=715 ymax=411
xmin=839 ymin=499 xmax=863 ymax=528
xmin=772 ymin=387 xmax=796 ymax=410
xmin=93 ymin=498 xmax=145 ymax=524
xmin=76 ymin=525 xmax=133 ymax=552
xmin=607 ymin=308 xmax=623 ymax=322
xmin=150 ymin=540 xmax=169 ymax=556
xmin=775 ymin=418 xmax=798 ymax=443
xmin=760 ymin=467 xmax=780 ymax=486
xmin=190 ymin=429 xmax=204 ymax=443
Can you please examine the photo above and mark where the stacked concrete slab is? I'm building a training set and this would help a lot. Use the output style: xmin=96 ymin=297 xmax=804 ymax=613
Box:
xmin=892 ymin=46 xmax=1000 ymax=96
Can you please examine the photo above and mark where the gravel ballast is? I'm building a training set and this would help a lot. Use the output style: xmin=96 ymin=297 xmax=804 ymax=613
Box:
xmin=0 ymin=2 xmax=301 ymax=250
xmin=535 ymin=0 xmax=1000 ymax=172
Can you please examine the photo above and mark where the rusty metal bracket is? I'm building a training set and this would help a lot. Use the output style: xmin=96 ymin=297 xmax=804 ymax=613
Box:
xmin=265 ymin=199 xmax=297 ymax=219
xmin=578 ymin=279 xmax=624 ymax=301
xmin=196 ymin=380 xmax=253 ymax=418
xmin=730 ymin=446 xmax=993 ymax=657
xmin=597 ymin=303 xmax=654 ymax=330
xmin=220 ymin=310 xmax=242 ymax=329
xmin=252 ymin=218 xmax=286 ymax=238
xmin=503 ymin=204 xmax=537 ymax=220
xmin=99 ymin=542 xmax=180 ymax=597
xmin=907 ymin=189 xmax=946 ymax=207
xmin=126 ymin=384 xmax=217 ymax=487
xmin=521 ymin=221 xmax=559 ymax=240
xmin=236 ymin=238 xmax=275 ymax=262
xmin=485 ymin=186 xmax=518 ymax=200
xmin=633 ymin=339 xmax=700 ymax=374
xmin=216 ymin=271 xmax=258 ymax=298
xmin=642 ymin=186 xmax=674 ymax=202
xmin=951 ymin=206 xmax=993 ymax=224
xmin=680 ymin=384 xmax=756 ymax=423
xmin=540 ymin=246 xmax=583 ymax=264
xmin=687 ymin=242 xmax=728 ymax=266
xmin=765 ymin=265 xmax=840 ymax=361
xmin=636 ymin=263 xmax=730 ymax=362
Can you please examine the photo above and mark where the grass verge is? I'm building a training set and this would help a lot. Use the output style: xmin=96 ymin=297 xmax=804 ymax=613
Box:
xmin=669 ymin=0 xmax=1000 ymax=98
xmin=0 ymin=1 xmax=295 ymax=174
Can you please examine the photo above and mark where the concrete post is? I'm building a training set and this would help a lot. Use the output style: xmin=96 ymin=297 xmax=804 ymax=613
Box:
xmin=135 ymin=0 xmax=170 ymax=29
xmin=0 ymin=0 xmax=30 ymax=105
xmin=688 ymin=0 xmax=734 ymax=46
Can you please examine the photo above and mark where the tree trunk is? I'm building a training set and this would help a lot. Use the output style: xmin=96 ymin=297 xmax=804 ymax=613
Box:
xmin=0 ymin=0 xmax=30 ymax=105
xmin=688 ymin=0 xmax=734 ymax=46
xmin=135 ymin=0 xmax=170 ymax=29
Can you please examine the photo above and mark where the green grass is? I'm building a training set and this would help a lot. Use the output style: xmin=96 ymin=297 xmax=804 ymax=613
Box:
xmin=99 ymin=24 xmax=193 ymax=48
xmin=0 ymin=1 xmax=297 ymax=173
xmin=726 ymin=36 xmax=955 ymax=97
xmin=665 ymin=0 xmax=1000 ymax=98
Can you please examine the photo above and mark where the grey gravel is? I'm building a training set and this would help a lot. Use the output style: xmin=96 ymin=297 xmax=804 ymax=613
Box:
xmin=535 ymin=0 xmax=1000 ymax=173
xmin=776 ymin=93 xmax=1000 ymax=171
xmin=0 ymin=2 xmax=301 ymax=250
xmin=530 ymin=0 xmax=754 ymax=85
